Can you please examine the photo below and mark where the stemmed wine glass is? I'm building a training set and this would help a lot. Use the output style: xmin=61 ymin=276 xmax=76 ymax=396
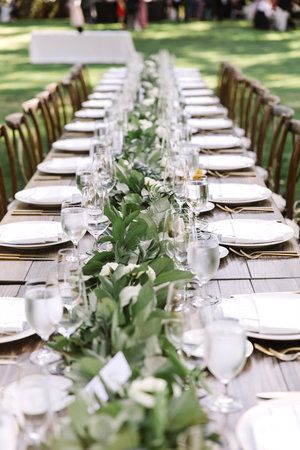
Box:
xmin=82 ymin=185 xmax=109 ymax=252
xmin=75 ymin=168 xmax=92 ymax=193
xmin=24 ymin=280 xmax=62 ymax=366
xmin=187 ymin=232 xmax=220 ymax=306
xmin=61 ymin=199 xmax=87 ymax=261
xmin=186 ymin=177 xmax=208 ymax=228
xmin=204 ymin=318 xmax=246 ymax=413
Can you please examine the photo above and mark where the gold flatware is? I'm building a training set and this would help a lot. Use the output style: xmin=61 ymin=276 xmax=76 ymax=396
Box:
xmin=216 ymin=204 xmax=273 ymax=213
xmin=257 ymin=392 xmax=300 ymax=400
xmin=11 ymin=212 xmax=61 ymax=216
xmin=208 ymin=170 xmax=256 ymax=178
xmin=35 ymin=176 xmax=62 ymax=181
xmin=254 ymin=343 xmax=300 ymax=361
xmin=229 ymin=247 xmax=298 ymax=259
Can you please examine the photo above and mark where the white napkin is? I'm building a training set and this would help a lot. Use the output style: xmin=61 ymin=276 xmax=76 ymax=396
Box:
xmin=188 ymin=118 xmax=233 ymax=130
xmin=179 ymin=82 xmax=207 ymax=89
xmin=251 ymin=403 xmax=300 ymax=450
xmin=64 ymin=121 xmax=97 ymax=133
xmin=75 ymin=108 xmax=105 ymax=119
xmin=0 ymin=298 xmax=26 ymax=333
xmin=191 ymin=134 xmax=241 ymax=149
xmin=208 ymin=220 xmax=294 ymax=245
xmin=221 ymin=293 xmax=300 ymax=334
xmin=198 ymin=155 xmax=254 ymax=171
xmin=17 ymin=186 xmax=80 ymax=204
xmin=184 ymin=96 xmax=220 ymax=106
xmin=185 ymin=105 xmax=228 ymax=117
xmin=0 ymin=222 xmax=61 ymax=245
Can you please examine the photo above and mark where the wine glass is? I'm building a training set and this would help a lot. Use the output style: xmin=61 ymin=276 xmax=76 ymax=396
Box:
xmin=24 ymin=281 xmax=62 ymax=366
xmin=82 ymin=185 xmax=109 ymax=251
xmin=61 ymin=200 xmax=87 ymax=260
xmin=204 ymin=318 xmax=246 ymax=413
xmin=187 ymin=232 xmax=220 ymax=307
xmin=163 ymin=207 xmax=192 ymax=268
xmin=17 ymin=360 xmax=52 ymax=446
xmin=186 ymin=177 xmax=208 ymax=228
xmin=171 ymin=157 xmax=188 ymax=211
xmin=75 ymin=168 xmax=92 ymax=193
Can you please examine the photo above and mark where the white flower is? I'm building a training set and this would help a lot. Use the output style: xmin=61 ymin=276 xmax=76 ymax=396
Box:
xmin=139 ymin=119 xmax=153 ymax=131
xmin=100 ymin=262 xmax=118 ymax=277
xmin=119 ymin=285 xmax=141 ymax=307
xmin=128 ymin=377 xmax=167 ymax=408
xmin=156 ymin=126 xmax=168 ymax=140
xmin=142 ymin=98 xmax=155 ymax=107
xmin=149 ymin=87 xmax=159 ymax=98
xmin=146 ymin=266 xmax=156 ymax=282
xmin=144 ymin=176 xmax=157 ymax=187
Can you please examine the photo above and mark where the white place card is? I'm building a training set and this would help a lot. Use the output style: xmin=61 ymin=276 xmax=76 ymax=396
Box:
xmin=100 ymin=351 xmax=132 ymax=392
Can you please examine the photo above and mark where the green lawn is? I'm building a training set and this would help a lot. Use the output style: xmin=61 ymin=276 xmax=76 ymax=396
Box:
xmin=0 ymin=19 xmax=300 ymax=197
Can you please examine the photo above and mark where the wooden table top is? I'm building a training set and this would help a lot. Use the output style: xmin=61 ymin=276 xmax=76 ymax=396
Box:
xmin=1 ymin=126 xmax=300 ymax=442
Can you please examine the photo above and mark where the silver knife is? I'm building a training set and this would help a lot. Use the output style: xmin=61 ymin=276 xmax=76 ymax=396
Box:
xmin=257 ymin=391 xmax=300 ymax=400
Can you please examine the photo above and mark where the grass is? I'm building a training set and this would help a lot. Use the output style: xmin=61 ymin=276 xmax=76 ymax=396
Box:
xmin=0 ymin=19 xmax=300 ymax=197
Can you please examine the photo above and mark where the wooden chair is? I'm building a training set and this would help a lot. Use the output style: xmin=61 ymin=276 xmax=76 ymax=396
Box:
xmin=285 ymin=119 xmax=300 ymax=220
xmin=0 ymin=124 xmax=18 ymax=199
xmin=70 ymin=64 xmax=91 ymax=103
xmin=61 ymin=75 xmax=81 ymax=117
xmin=22 ymin=98 xmax=45 ymax=161
xmin=0 ymin=166 xmax=7 ymax=219
xmin=5 ymin=112 xmax=39 ymax=183
xmin=45 ymin=82 xmax=69 ymax=134
xmin=36 ymin=90 xmax=61 ymax=149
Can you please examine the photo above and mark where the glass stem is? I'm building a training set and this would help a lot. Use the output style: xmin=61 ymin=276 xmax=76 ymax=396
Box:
xmin=223 ymin=382 xmax=229 ymax=397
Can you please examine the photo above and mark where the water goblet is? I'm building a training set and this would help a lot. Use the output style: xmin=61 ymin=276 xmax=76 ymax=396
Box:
xmin=24 ymin=281 xmax=62 ymax=366
xmin=75 ymin=168 xmax=92 ymax=193
xmin=204 ymin=318 xmax=246 ymax=413
xmin=186 ymin=177 xmax=208 ymax=227
xmin=61 ymin=200 xmax=87 ymax=260
xmin=187 ymin=232 xmax=220 ymax=306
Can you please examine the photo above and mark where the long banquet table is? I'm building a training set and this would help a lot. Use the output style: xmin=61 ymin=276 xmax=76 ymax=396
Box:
xmin=1 ymin=68 xmax=300 ymax=445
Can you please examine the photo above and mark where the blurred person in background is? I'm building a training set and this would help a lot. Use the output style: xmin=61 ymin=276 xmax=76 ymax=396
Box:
xmin=69 ymin=0 xmax=85 ymax=32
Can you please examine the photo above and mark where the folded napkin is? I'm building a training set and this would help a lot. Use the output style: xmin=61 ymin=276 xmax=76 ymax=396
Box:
xmin=221 ymin=293 xmax=300 ymax=334
xmin=184 ymin=96 xmax=220 ymax=106
xmin=185 ymin=105 xmax=228 ymax=117
xmin=94 ymin=84 xmax=122 ymax=92
xmin=191 ymin=134 xmax=241 ymax=149
xmin=179 ymin=82 xmax=207 ymax=89
xmin=198 ymin=155 xmax=253 ymax=171
xmin=251 ymin=403 xmax=300 ymax=450
xmin=53 ymin=138 xmax=92 ymax=151
xmin=18 ymin=186 xmax=80 ymax=204
xmin=0 ymin=222 xmax=60 ymax=245
xmin=0 ymin=298 xmax=26 ymax=334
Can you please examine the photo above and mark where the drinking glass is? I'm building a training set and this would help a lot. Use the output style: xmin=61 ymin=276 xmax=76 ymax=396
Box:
xmin=24 ymin=281 xmax=62 ymax=366
xmin=75 ymin=168 xmax=92 ymax=193
xmin=171 ymin=158 xmax=188 ymax=211
xmin=163 ymin=207 xmax=192 ymax=268
xmin=18 ymin=362 xmax=52 ymax=446
xmin=187 ymin=232 xmax=220 ymax=306
xmin=186 ymin=177 xmax=208 ymax=226
xmin=204 ymin=318 xmax=246 ymax=413
xmin=61 ymin=200 xmax=87 ymax=259
xmin=82 ymin=185 xmax=109 ymax=251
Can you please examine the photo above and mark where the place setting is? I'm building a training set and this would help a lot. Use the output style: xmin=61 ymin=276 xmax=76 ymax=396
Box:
xmin=52 ymin=137 xmax=93 ymax=152
xmin=184 ymin=96 xmax=220 ymax=106
xmin=188 ymin=117 xmax=234 ymax=132
xmin=74 ymin=108 xmax=106 ymax=119
xmin=14 ymin=186 xmax=81 ymax=207
xmin=64 ymin=120 xmax=99 ymax=133
xmin=185 ymin=104 xmax=228 ymax=117
xmin=37 ymin=156 xmax=91 ymax=175
xmin=199 ymin=154 xmax=255 ymax=177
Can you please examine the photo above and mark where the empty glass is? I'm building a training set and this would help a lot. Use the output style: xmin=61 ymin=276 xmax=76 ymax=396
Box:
xmin=186 ymin=177 xmax=208 ymax=226
xmin=187 ymin=232 xmax=220 ymax=306
xmin=204 ymin=318 xmax=246 ymax=413
xmin=82 ymin=185 xmax=109 ymax=251
xmin=75 ymin=168 xmax=92 ymax=193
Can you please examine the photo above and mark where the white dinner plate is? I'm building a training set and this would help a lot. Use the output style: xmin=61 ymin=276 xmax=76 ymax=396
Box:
xmin=84 ymin=98 xmax=112 ymax=108
xmin=182 ymin=89 xmax=214 ymax=97
xmin=15 ymin=186 xmax=80 ymax=207
xmin=201 ymin=201 xmax=215 ymax=213
xmin=184 ymin=96 xmax=220 ymax=106
xmin=236 ymin=399 xmax=300 ymax=450
xmin=207 ymin=219 xmax=294 ymax=248
xmin=64 ymin=121 xmax=98 ymax=133
xmin=209 ymin=183 xmax=272 ymax=204
xmin=192 ymin=134 xmax=242 ymax=149
xmin=52 ymin=138 xmax=92 ymax=152
xmin=0 ymin=297 xmax=34 ymax=344
xmin=185 ymin=105 xmax=228 ymax=117
xmin=38 ymin=157 xmax=91 ymax=174
xmin=3 ymin=374 xmax=74 ymax=415
xmin=188 ymin=117 xmax=233 ymax=131
xmin=75 ymin=108 xmax=105 ymax=119
xmin=98 ymin=78 xmax=124 ymax=85
xmin=178 ymin=82 xmax=206 ymax=89
xmin=89 ymin=91 xmax=115 ymax=99
xmin=0 ymin=221 xmax=69 ymax=249
xmin=93 ymin=84 xmax=122 ymax=93
xmin=198 ymin=154 xmax=254 ymax=171
xmin=222 ymin=292 xmax=300 ymax=340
